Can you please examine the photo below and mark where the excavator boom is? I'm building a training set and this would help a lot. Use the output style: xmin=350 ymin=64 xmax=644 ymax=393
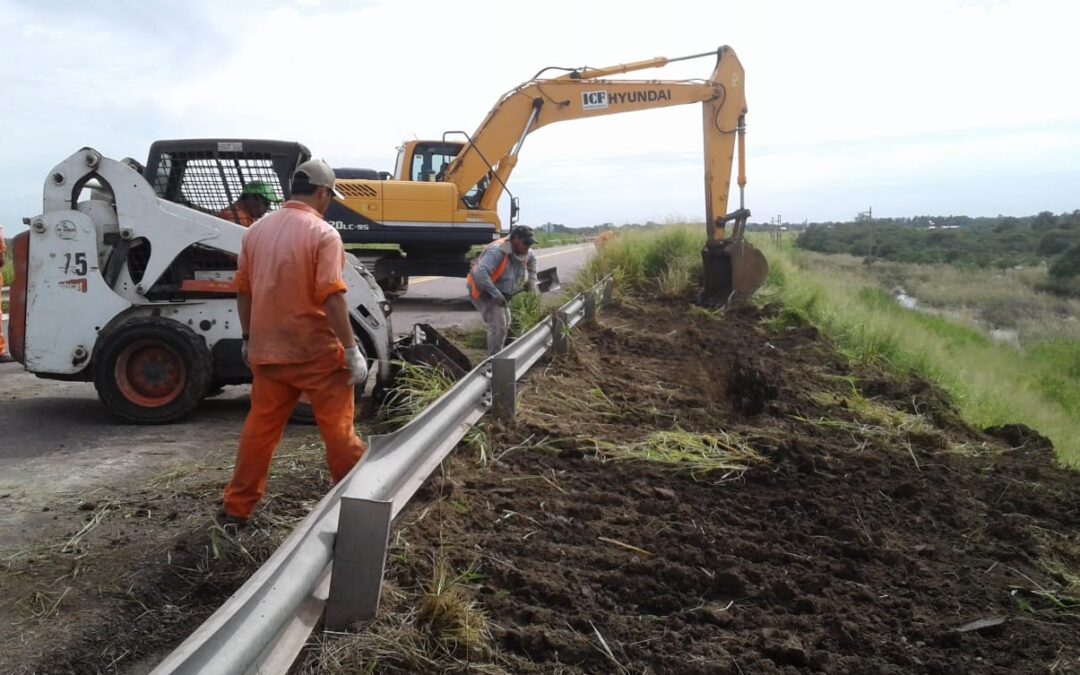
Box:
xmin=438 ymin=45 xmax=766 ymax=303
xmin=330 ymin=46 xmax=768 ymax=303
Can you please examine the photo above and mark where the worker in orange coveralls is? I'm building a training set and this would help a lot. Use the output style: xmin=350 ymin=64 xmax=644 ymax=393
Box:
xmin=218 ymin=160 xmax=368 ymax=530
xmin=0 ymin=222 xmax=7 ymax=362
xmin=216 ymin=181 xmax=282 ymax=226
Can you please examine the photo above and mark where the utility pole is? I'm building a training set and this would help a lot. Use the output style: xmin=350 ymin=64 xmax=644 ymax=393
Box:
xmin=867 ymin=205 xmax=873 ymax=261
xmin=858 ymin=206 xmax=873 ymax=262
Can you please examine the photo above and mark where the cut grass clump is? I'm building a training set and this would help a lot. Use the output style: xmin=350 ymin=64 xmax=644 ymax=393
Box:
xmin=509 ymin=290 xmax=545 ymax=337
xmin=382 ymin=363 xmax=456 ymax=428
xmin=593 ymin=429 xmax=767 ymax=480
xmin=417 ymin=557 xmax=490 ymax=659
xmin=297 ymin=557 xmax=493 ymax=674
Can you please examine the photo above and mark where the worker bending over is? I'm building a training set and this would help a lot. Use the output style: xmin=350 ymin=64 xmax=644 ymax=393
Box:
xmin=466 ymin=225 xmax=539 ymax=355
xmin=220 ymin=160 xmax=368 ymax=529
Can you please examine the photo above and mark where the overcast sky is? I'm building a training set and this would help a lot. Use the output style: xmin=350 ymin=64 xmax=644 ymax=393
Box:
xmin=2 ymin=0 xmax=1078 ymax=233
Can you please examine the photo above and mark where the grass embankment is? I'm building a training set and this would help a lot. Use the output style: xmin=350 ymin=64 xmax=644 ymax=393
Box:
xmin=798 ymin=251 xmax=1080 ymax=345
xmin=577 ymin=225 xmax=1080 ymax=467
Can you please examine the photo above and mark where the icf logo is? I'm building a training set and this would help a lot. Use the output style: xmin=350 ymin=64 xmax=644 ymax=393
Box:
xmin=582 ymin=91 xmax=608 ymax=110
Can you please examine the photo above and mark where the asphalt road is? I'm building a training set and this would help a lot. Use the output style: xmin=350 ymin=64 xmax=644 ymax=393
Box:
xmin=0 ymin=242 xmax=592 ymax=508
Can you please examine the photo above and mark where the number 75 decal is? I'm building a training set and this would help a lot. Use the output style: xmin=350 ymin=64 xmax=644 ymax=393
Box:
xmin=63 ymin=252 xmax=89 ymax=275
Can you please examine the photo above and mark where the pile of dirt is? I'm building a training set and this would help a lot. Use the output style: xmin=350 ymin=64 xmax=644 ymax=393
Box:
xmin=310 ymin=293 xmax=1080 ymax=673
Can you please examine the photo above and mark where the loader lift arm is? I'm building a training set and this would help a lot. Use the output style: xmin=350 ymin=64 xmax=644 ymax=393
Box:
xmin=442 ymin=46 xmax=748 ymax=246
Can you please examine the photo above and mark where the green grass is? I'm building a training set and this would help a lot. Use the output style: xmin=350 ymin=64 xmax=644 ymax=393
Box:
xmin=757 ymin=238 xmax=1080 ymax=467
xmin=531 ymin=231 xmax=587 ymax=249
xmin=572 ymin=224 xmax=702 ymax=296
xmin=382 ymin=363 xmax=456 ymax=427
xmin=509 ymin=290 xmax=545 ymax=336
xmin=793 ymin=250 xmax=1080 ymax=344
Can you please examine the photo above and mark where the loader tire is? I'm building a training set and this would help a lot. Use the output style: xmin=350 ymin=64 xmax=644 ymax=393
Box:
xmin=94 ymin=318 xmax=211 ymax=424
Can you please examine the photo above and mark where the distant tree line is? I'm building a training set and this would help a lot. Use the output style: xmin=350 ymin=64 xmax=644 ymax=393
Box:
xmin=795 ymin=210 xmax=1080 ymax=295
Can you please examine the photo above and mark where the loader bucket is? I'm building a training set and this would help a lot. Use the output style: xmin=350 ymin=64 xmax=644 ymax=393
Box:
xmin=538 ymin=267 xmax=561 ymax=293
xmin=394 ymin=323 xmax=474 ymax=379
xmin=699 ymin=239 xmax=769 ymax=306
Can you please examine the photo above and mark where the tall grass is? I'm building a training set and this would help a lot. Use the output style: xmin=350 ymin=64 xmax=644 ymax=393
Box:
xmin=796 ymin=251 xmax=1080 ymax=344
xmin=759 ymin=239 xmax=1080 ymax=467
xmin=572 ymin=224 xmax=702 ymax=295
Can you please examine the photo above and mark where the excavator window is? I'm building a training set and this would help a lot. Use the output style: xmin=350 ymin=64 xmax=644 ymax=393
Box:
xmin=412 ymin=151 xmax=450 ymax=183
xmin=408 ymin=142 xmax=460 ymax=183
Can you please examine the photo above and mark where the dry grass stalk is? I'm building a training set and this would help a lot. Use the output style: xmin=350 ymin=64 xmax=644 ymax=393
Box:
xmin=594 ymin=429 xmax=768 ymax=480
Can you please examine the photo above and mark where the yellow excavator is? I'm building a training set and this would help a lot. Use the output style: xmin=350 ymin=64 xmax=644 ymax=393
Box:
xmin=327 ymin=45 xmax=767 ymax=303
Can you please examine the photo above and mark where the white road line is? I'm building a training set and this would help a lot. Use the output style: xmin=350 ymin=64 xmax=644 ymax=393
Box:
xmin=409 ymin=244 xmax=592 ymax=286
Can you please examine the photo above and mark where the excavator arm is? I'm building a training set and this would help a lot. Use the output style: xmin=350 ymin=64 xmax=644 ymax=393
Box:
xmin=443 ymin=46 xmax=748 ymax=244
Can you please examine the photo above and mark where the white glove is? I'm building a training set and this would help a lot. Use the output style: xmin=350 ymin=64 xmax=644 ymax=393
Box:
xmin=241 ymin=339 xmax=250 ymax=367
xmin=525 ymin=279 xmax=539 ymax=295
xmin=344 ymin=345 xmax=369 ymax=387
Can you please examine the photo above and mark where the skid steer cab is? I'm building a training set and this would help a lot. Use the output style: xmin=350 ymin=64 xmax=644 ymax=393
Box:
xmin=8 ymin=141 xmax=464 ymax=424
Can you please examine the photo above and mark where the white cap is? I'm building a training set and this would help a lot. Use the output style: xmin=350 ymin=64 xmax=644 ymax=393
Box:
xmin=293 ymin=159 xmax=340 ymax=197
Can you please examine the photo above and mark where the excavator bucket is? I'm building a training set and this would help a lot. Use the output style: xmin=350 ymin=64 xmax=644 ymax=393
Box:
xmin=700 ymin=239 xmax=769 ymax=307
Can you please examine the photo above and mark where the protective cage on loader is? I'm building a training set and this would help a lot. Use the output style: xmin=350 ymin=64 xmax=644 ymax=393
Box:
xmin=8 ymin=141 xmax=465 ymax=424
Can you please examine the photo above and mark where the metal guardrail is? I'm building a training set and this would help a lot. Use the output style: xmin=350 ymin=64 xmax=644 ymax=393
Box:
xmin=152 ymin=275 xmax=614 ymax=675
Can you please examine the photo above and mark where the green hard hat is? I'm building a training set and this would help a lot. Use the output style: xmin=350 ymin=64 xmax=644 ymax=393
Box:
xmin=241 ymin=181 xmax=283 ymax=203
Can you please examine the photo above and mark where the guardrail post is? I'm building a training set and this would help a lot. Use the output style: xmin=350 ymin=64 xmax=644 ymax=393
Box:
xmin=552 ymin=311 xmax=569 ymax=356
xmin=601 ymin=278 xmax=613 ymax=305
xmin=491 ymin=358 xmax=516 ymax=422
xmin=325 ymin=494 xmax=393 ymax=630
xmin=583 ymin=290 xmax=598 ymax=323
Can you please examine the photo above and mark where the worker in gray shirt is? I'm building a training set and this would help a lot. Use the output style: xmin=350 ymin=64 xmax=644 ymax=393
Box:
xmin=465 ymin=225 xmax=540 ymax=355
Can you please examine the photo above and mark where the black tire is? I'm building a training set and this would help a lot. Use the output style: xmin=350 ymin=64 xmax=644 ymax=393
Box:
xmin=381 ymin=275 xmax=409 ymax=300
xmin=93 ymin=318 xmax=212 ymax=424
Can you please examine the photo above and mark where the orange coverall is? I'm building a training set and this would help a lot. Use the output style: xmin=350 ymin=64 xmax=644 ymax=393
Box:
xmin=223 ymin=201 xmax=366 ymax=520
xmin=216 ymin=202 xmax=258 ymax=227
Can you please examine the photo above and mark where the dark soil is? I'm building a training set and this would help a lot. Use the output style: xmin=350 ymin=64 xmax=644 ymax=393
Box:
xmin=341 ymin=294 xmax=1080 ymax=674
xmin=6 ymin=292 xmax=1079 ymax=674
xmin=0 ymin=446 xmax=329 ymax=675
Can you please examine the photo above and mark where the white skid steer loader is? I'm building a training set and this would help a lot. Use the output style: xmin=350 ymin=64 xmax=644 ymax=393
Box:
xmin=7 ymin=140 xmax=469 ymax=424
